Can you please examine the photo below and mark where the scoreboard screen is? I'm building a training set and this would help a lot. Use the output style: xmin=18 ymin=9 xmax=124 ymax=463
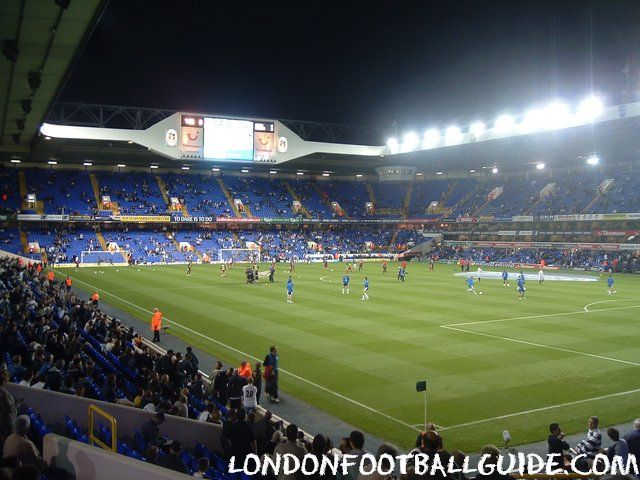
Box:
xmin=203 ymin=118 xmax=254 ymax=161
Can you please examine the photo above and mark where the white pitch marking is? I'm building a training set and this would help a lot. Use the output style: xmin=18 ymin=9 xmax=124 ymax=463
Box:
xmin=441 ymin=325 xmax=640 ymax=367
xmin=440 ymin=386 xmax=640 ymax=431
xmin=60 ymin=273 xmax=420 ymax=433
xmin=584 ymin=298 xmax=632 ymax=312
xmin=319 ymin=276 xmax=333 ymax=283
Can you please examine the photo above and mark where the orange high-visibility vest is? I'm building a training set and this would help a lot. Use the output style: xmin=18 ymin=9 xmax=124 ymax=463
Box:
xmin=65 ymin=278 xmax=72 ymax=287
xmin=47 ymin=271 xmax=55 ymax=281
xmin=238 ymin=363 xmax=252 ymax=378
xmin=91 ymin=292 xmax=99 ymax=302
xmin=151 ymin=311 xmax=162 ymax=331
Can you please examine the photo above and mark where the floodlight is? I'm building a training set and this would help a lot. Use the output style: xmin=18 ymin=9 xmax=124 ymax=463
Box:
xmin=536 ymin=162 xmax=545 ymax=170
xmin=47 ymin=160 xmax=57 ymax=165
xmin=181 ymin=166 xmax=190 ymax=170
xmin=521 ymin=109 xmax=544 ymax=132
xmin=544 ymin=102 xmax=570 ymax=129
xmin=117 ymin=164 xmax=126 ymax=168
xmin=83 ymin=161 xmax=92 ymax=166
xmin=587 ymin=155 xmax=599 ymax=166
xmin=403 ymin=132 xmax=419 ymax=150
xmin=578 ymin=96 xmax=603 ymax=121
xmin=322 ymin=172 xmax=330 ymax=177
xmin=296 ymin=172 xmax=304 ymax=176
xmin=10 ymin=159 xmax=21 ymax=164
xmin=492 ymin=167 xmax=498 ymax=174
xmin=494 ymin=114 xmax=515 ymax=134
xmin=387 ymin=137 xmax=399 ymax=153
xmin=212 ymin=168 xmax=220 ymax=172
xmin=470 ymin=122 xmax=485 ymax=137
xmin=241 ymin=168 xmax=249 ymax=173
xmin=150 ymin=165 xmax=159 ymax=169
xmin=423 ymin=129 xmax=440 ymax=149
xmin=436 ymin=171 xmax=443 ymax=175
xmin=444 ymin=126 xmax=462 ymax=145
xmin=269 ymin=170 xmax=277 ymax=174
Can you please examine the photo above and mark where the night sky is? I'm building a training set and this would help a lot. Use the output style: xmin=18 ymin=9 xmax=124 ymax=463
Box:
xmin=60 ymin=0 xmax=640 ymax=134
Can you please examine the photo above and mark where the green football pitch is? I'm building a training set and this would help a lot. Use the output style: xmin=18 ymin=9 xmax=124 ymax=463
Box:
xmin=56 ymin=262 xmax=640 ymax=451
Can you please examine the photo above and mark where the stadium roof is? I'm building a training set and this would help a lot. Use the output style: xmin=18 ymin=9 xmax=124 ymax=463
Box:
xmin=0 ymin=0 xmax=107 ymax=155
xmin=28 ymin=101 xmax=640 ymax=176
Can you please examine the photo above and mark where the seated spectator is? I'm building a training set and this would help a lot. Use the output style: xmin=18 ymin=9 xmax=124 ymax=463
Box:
xmin=273 ymin=423 xmax=307 ymax=480
xmin=473 ymin=445 xmax=512 ymax=480
xmin=2 ymin=416 xmax=45 ymax=470
xmin=193 ymin=457 xmax=210 ymax=478
xmin=623 ymin=419 xmax=640 ymax=461
xmin=156 ymin=440 xmax=187 ymax=474
xmin=604 ymin=427 xmax=628 ymax=463
xmin=574 ymin=416 xmax=601 ymax=462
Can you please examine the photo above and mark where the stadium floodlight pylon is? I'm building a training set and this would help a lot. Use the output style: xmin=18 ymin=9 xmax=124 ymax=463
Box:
xmin=80 ymin=250 xmax=129 ymax=266
xmin=218 ymin=248 xmax=261 ymax=264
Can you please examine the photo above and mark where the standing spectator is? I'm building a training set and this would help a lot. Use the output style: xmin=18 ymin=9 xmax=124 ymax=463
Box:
xmin=227 ymin=370 xmax=247 ymax=409
xmin=273 ymin=424 xmax=307 ymax=480
xmin=253 ymin=363 xmax=263 ymax=405
xmin=213 ymin=369 xmax=232 ymax=406
xmin=255 ymin=410 xmax=276 ymax=455
xmin=100 ymin=374 xmax=117 ymax=403
xmin=140 ymin=412 xmax=165 ymax=446
xmin=263 ymin=346 xmax=279 ymax=403
xmin=223 ymin=409 xmax=256 ymax=465
xmin=623 ymin=419 xmax=640 ymax=461
xmin=173 ymin=395 xmax=188 ymax=418
xmin=242 ymin=377 xmax=257 ymax=415
xmin=574 ymin=416 xmax=601 ymax=462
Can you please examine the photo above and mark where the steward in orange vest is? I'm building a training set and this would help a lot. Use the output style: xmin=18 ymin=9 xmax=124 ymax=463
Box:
xmin=151 ymin=308 xmax=162 ymax=343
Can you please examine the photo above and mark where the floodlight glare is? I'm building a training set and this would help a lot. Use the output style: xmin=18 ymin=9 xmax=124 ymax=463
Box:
xmin=436 ymin=171 xmax=443 ymax=175
xmin=423 ymin=129 xmax=440 ymax=149
xmin=444 ymin=126 xmax=462 ymax=145
xmin=587 ymin=154 xmax=600 ymax=166
xmin=322 ymin=172 xmax=330 ymax=177
xmin=494 ymin=114 xmax=515 ymax=134
xmin=402 ymin=132 xmax=419 ymax=150
xmin=470 ymin=122 xmax=485 ymax=137
xmin=536 ymin=162 xmax=545 ymax=170
xmin=578 ymin=96 xmax=603 ymax=121
xmin=492 ymin=167 xmax=498 ymax=174
xmin=117 ymin=164 xmax=126 ymax=168
xmin=521 ymin=109 xmax=545 ymax=132
xmin=544 ymin=102 xmax=570 ymax=129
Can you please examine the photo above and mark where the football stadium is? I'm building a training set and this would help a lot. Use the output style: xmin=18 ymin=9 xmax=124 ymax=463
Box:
xmin=1 ymin=1 xmax=640 ymax=479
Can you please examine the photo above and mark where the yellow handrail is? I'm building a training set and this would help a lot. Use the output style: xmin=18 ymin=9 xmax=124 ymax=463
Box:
xmin=88 ymin=404 xmax=117 ymax=452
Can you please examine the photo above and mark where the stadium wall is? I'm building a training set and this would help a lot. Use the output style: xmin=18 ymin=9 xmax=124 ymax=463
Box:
xmin=43 ymin=433 xmax=192 ymax=480
xmin=5 ymin=384 xmax=224 ymax=454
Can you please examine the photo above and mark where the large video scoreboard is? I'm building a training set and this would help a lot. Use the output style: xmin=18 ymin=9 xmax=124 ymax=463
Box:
xmin=179 ymin=115 xmax=276 ymax=162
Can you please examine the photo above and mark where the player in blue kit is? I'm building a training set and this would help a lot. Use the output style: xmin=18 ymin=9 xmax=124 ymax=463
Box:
xmin=466 ymin=276 xmax=478 ymax=295
xmin=361 ymin=277 xmax=369 ymax=301
xmin=286 ymin=276 xmax=294 ymax=303
xmin=342 ymin=273 xmax=350 ymax=294
xmin=607 ymin=274 xmax=616 ymax=295
xmin=502 ymin=270 xmax=509 ymax=287
xmin=517 ymin=275 xmax=526 ymax=299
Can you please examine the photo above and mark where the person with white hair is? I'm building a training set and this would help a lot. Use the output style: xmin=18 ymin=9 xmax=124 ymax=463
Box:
xmin=2 ymin=415 xmax=46 ymax=470
xmin=623 ymin=418 xmax=640 ymax=461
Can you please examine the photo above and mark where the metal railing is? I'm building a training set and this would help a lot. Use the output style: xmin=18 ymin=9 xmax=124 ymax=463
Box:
xmin=88 ymin=404 xmax=117 ymax=452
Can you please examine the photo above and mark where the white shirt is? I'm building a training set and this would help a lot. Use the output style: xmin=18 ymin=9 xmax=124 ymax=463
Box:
xmin=242 ymin=384 xmax=257 ymax=408
xmin=197 ymin=411 xmax=210 ymax=422
xmin=143 ymin=402 xmax=156 ymax=412
xmin=538 ymin=270 xmax=544 ymax=278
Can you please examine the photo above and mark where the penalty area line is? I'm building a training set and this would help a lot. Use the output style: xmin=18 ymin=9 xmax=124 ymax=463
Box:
xmin=60 ymin=272 xmax=421 ymax=433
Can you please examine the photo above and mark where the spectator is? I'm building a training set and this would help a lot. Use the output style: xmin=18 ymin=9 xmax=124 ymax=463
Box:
xmin=144 ymin=445 xmax=159 ymax=465
xmin=547 ymin=423 xmax=570 ymax=471
xmin=623 ymin=419 xmax=640 ymax=461
xmin=604 ymin=428 xmax=629 ymax=463
xmin=226 ymin=370 xmax=247 ymax=410
xmin=263 ymin=346 xmax=279 ymax=403
xmin=2 ymin=416 xmax=46 ymax=470
xmin=359 ymin=443 xmax=398 ymax=480
xmin=255 ymin=410 xmax=276 ymax=456
xmin=273 ymin=423 xmax=307 ymax=480
xmin=140 ymin=412 xmax=165 ymax=446
xmin=0 ymin=370 xmax=18 ymax=446
xmin=223 ymin=409 xmax=256 ymax=465
xmin=308 ymin=433 xmax=335 ymax=480
xmin=193 ymin=457 xmax=210 ymax=478
xmin=198 ymin=403 xmax=216 ymax=423
xmin=574 ymin=416 xmax=601 ymax=462
xmin=474 ymin=444 xmax=513 ymax=480
xmin=242 ymin=377 xmax=257 ymax=416
xmin=157 ymin=441 xmax=187 ymax=474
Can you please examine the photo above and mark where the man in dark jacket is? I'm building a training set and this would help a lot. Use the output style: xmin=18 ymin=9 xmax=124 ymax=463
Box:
xmin=157 ymin=440 xmax=188 ymax=474
xmin=226 ymin=369 xmax=247 ymax=409
xmin=254 ymin=410 xmax=276 ymax=455
xmin=547 ymin=423 xmax=570 ymax=471
xmin=213 ymin=368 xmax=232 ymax=406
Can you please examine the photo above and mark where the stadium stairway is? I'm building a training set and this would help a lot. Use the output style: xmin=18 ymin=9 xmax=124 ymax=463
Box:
xmin=95 ymin=231 xmax=108 ymax=250
xmin=282 ymin=180 xmax=312 ymax=218
xmin=443 ymin=186 xmax=477 ymax=217
xmin=215 ymin=178 xmax=242 ymax=217
xmin=155 ymin=175 xmax=172 ymax=212
xmin=168 ymin=233 xmax=203 ymax=260
xmin=388 ymin=229 xmax=399 ymax=248
xmin=523 ymin=194 xmax=544 ymax=215
xmin=439 ymin=181 xmax=457 ymax=210
xmin=20 ymin=229 xmax=29 ymax=254
xmin=584 ymin=190 xmax=602 ymax=212
xmin=402 ymin=181 xmax=413 ymax=218
xmin=91 ymin=173 xmax=119 ymax=214
xmin=473 ymin=196 xmax=493 ymax=216
xmin=366 ymin=181 xmax=377 ymax=206
xmin=18 ymin=170 xmax=27 ymax=198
